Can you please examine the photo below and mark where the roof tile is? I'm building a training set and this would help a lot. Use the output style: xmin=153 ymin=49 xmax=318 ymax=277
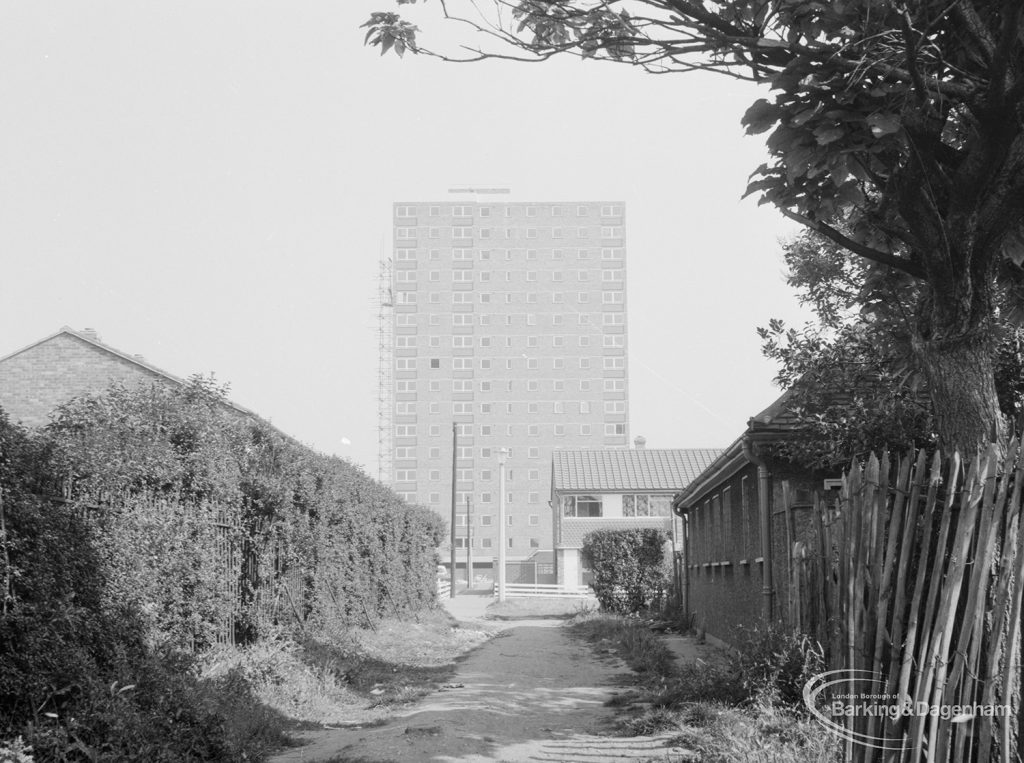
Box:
xmin=551 ymin=448 xmax=723 ymax=492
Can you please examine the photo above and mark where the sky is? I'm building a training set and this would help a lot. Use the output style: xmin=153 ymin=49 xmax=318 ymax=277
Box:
xmin=0 ymin=1 xmax=810 ymax=476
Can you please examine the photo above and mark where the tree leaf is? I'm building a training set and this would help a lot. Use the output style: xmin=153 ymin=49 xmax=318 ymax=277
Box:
xmin=866 ymin=113 xmax=900 ymax=138
xmin=742 ymin=99 xmax=782 ymax=135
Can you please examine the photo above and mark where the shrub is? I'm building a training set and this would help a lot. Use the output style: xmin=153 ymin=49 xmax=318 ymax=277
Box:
xmin=1 ymin=373 xmax=445 ymax=759
xmin=731 ymin=625 xmax=825 ymax=708
xmin=0 ymin=412 xmax=289 ymax=761
xmin=580 ymin=528 xmax=668 ymax=613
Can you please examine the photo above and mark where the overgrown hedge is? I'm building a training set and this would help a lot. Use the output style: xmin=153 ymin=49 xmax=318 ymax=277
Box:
xmin=0 ymin=378 xmax=444 ymax=758
xmin=40 ymin=377 xmax=445 ymax=642
xmin=581 ymin=528 xmax=669 ymax=614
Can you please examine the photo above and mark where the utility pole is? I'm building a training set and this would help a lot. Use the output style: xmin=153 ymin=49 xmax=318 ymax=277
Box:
xmin=465 ymin=495 xmax=473 ymax=590
xmin=497 ymin=448 xmax=508 ymax=602
xmin=450 ymin=422 xmax=457 ymax=599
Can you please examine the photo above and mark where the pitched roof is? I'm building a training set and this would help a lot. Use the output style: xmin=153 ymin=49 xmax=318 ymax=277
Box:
xmin=551 ymin=448 xmax=723 ymax=492
xmin=0 ymin=326 xmax=187 ymax=383
xmin=0 ymin=326 xmax=259 ymax=420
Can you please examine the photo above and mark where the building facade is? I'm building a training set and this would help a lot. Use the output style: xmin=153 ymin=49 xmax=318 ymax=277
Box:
xmin=551 ymin=444 xmax=721 ymax=586
xmin=672 ymin=391 xmax=839 ymax=649
xmin=387 ymin=198 xmax=629 ymax=566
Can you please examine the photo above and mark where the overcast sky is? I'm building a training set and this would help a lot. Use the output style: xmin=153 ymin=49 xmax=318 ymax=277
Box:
xmin=0 ymin=1 xmax=810 ymax=475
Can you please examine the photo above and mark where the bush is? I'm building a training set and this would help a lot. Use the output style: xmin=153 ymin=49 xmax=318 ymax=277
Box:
xmin=1 ymin=374 xmax=445 ymax=759
xmin=0 ymin=412 xmax=290 ymax=761
xmin=732 ymin=625 xmax=825 ymax=708
xmin=41 ymin=378 xmax=444 ymax=642
xmin=580 ymin=528 xmax=668 ymax=613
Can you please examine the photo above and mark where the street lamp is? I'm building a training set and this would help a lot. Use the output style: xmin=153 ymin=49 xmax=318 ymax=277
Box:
xmin=497 ymin=447 xmax=508 ymax=602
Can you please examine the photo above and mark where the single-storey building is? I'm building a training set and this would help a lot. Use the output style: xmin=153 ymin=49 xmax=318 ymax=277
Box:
xmin=551 ymin=440 xmax=722 ymax=587
xmin=672 ymin=391 xmax=840 ymax=649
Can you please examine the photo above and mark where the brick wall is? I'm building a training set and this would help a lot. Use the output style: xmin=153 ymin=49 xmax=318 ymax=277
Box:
xmin=687 ymin=461 xmax=765 ymax=644
xmin=0 ymin=333 xmax=170 ymax=427
xmin=686 ymin=458 xmax=831 ymax=647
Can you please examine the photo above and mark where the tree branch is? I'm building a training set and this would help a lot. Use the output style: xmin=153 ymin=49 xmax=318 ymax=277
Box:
xmin=779 ymin=208 xmax=926 ymax=279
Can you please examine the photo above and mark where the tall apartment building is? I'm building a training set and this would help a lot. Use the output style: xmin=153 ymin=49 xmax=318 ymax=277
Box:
xmin=385 ymin=197 xmax=629 ymax=563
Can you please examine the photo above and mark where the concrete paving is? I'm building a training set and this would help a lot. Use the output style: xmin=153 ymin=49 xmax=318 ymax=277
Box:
xmin=439 ymin=588 xmax=495 ymax=622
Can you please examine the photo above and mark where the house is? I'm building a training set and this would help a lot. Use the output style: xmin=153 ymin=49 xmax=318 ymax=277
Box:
xmin=0 ymin=326 xmax=258 ymax=427
xmin=671 ymin=390 xmax=839 ymax=649
xmin=551 ymin=439 xmax=722 ymax=587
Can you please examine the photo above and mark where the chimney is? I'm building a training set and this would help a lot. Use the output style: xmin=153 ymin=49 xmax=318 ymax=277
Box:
xmin=634 ymin=435 xmax=647 ymax=449
xmin=80 ymin=327 xmax=101 ymax=342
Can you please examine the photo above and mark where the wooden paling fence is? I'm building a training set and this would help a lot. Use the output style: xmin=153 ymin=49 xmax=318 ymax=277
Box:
xmin=791 ymin=445 xmax=1024 ymax=761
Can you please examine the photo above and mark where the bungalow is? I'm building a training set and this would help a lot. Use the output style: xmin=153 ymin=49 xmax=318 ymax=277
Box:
xmin=671 ymin=390 xmax=839 ymax=649
xmin=551 ymin=439 xmax=722 ymax=587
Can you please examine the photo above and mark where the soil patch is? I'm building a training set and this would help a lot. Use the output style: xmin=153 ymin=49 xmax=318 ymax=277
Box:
xmin=270 ymin=618 xmax=691 ymax=762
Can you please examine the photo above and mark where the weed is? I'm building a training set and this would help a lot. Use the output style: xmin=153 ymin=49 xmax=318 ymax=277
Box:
xmin=570 ymin=612 xmax=674 ymax=676
xmin=578 ymin=613 xmax=839 ymax=763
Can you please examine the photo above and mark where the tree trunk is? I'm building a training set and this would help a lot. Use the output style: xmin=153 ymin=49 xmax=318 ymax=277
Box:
xmin=915 ymin=333 xmax=1004 ymax=454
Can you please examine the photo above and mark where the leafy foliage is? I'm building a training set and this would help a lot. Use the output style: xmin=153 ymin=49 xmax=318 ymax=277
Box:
xmin=0 ymin=377 xmax=444 ymax=759
xmin=580 ymin=528 xmax=667 ymax=614
xmin=759 ymin=230 xmax=1024 ymax=467
xmin=0 ymin=410 xmax=288 ymax=761
xmin=43 ymin=377 xmax=444 ymax=641
xmin=364 ymin=0 xmax=1024 ymax=451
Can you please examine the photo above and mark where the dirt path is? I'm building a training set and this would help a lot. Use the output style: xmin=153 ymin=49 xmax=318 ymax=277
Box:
xmin=270 ymin=616 xmax=692 ymax=762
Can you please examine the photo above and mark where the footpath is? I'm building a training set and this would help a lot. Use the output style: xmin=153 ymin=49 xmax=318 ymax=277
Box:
xmin=271 ymin=591 xmax=695 ymax=762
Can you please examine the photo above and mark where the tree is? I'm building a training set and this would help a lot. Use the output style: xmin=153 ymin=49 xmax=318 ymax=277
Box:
xmin=758 ymin=229 xmax=1024 ymax=467
xmin=364 ymin=1 xmax=1024 ymax=452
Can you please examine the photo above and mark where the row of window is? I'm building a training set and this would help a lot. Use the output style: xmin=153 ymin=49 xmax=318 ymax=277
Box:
xmin=396 ymin=226 xmax=624 ymax=241
xmin=397 ymin=327 xmax=625 ymax=349
xmin=403 ymin=468 xmax=542 ymax=485
xmin=395 ymin=269 xmax=624 ymax=284
xmin=399 ymin=371 xmax=626 ymax=391
xmin=396 ymin=359 xmax=625 ymax=386
xmin=690 ymin=476 xmax=759 ymax=565
xmin=417 ymin=360 xmax=629 ymax=384
xmin=400 ymin=357 xmax=623 ymax=375
xmin=398 ymin=298 xmax=625 ymax=321
xmin=400 ymin=335 xmax=623 ymax=352
xmin=395 ymin=247 xmax=623 ymax=262
xmin=397 ymin=338 xmax=624 ymax=358
xmin=397 ymin=381 xmax=625 ymax=398
xmin=396 ymin=292 xmax=625 ymax=309
xmin=560 ymin=494 xmax=673 ymax=518
xmin=396 ymin=293 xmax=624 ymax=310
xmin=395 ymin=204 xmax=623 ymax=218
xmin=395 ymin=422 xmax=628 ymax=438
xmin=397 ymin=394 xmax=622 ymax=411
xmin=452 ymin=536 xmax=542 ymax=550
xmin=453 ymin=513 xmax=540 ymax=526
xmin=400 ymin=456 xmax=544 ymax=474
xmin=396 ymin=400 xmax=625 ymax=416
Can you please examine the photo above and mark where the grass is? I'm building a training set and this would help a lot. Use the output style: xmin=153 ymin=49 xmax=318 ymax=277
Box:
xmin=200 ymin=606 xmax=494 ymax=730
xmin=484 ymin=596 xmax=598 ymax=620
xmin=569 ymin=612 xmax=840 ymax=763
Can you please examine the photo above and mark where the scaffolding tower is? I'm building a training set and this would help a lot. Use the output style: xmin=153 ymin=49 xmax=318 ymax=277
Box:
xmin=376 ymin=255 xmax=394 ymax=484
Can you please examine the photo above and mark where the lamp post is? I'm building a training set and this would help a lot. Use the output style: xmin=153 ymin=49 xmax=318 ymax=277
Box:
xmin=497 ymin=447 xmax=508 ymax=602
xmin=465 ymin=495 xmax=473 ymax=590
xmin=450 ymin=422 xmax=457 ymax=598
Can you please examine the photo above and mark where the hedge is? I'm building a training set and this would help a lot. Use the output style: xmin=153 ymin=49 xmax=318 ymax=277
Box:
xmin=581 ymin=528 xmax=669 ymax=614
xmin=0 ymin=378 xmax=444 ymax=757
